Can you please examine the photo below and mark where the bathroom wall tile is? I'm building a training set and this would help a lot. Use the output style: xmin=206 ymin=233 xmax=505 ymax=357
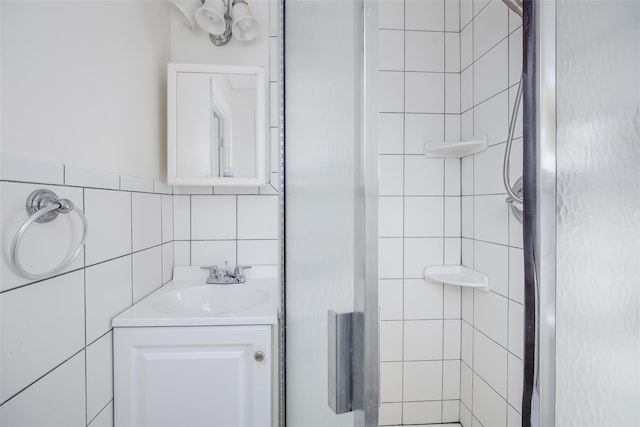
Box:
xmin=461 ymin=109 xmax=474 ymax=139
xmin=443 ymin=360 xmax=461 ymax=399
xmin=380 ymin=362 xmax=403 ymax=402
xmin=445 ymin=33 xmax=460 ymax=73
xmin=86 ymin=332 xmax=113 ymax=423
xmin=89 ymin=402 xmax=114 ymax=427
xmin=191 ymin=195 xmax=236 ymax=240
xmin=461 ymin=196 xmax=473 ymax=238
xmin=214 ymin=185 xmax=260 ymax=195
xmin=270 ymin=82 xmax=279 ymax=127
xmin=474 ymin=195 xmax=509 ymax=245
xmin=473 ymin=0 xmax=490 ymax=17
xmin=270 ymin=127 xmax=280 ymax=174
xmin=460 ymin=362 xmax=473 ymax=408
xmin=162 ymin=242 xmax=174 ymax=284
xmin=0 ymin=182 xmax=84 ymax=291
xmin=120 ymin=175 xmax=153 ymax=193
xmin=132 ymin=192 xmax=162 ymax=252
xmin=238 ymin=195 xmax=279 ymax=239
xmin=85 ymin=255 xmax=132 ymax=344
xmin=172 ymin=185 xmax=213 ymax=195
xmin=445 ymin=114 xmax=461 ymax=144
xmin=404 ymin=197 xmax=444 ymax=237
xmin=508 ymin=4 xmax=522 ymax=32
xmin=173 ymin=241 xmax=191 ymax=266
xmin=85 ymin=189 xmax=131 ymax=266
xmin=474 ymin=39 xmax=508 ymax=105
xmin=508 ymin=404 xmax=522 ymax=427
xmin=444 ymin=279 xmax=462 ymax=318
xmin=405 ymin=320 xmax=444 ymax=362
xmin=404 ymin=238 xmax=443 ymax=278
xmin=404 ymin=279 xmax=444 ymax=320
xmin=461 ymin=26 xmax=473 ymax=72
xmin=379 ymin=402 xmax=403 ymax=426
xmin=507 ymin=352 xmax=523 ymax=412
xmin=404 ymin=156 xmax=444 ymax=196
xmin=474 ymin=240 xmax=508 ymax=297
xmin=475 ymin=91 xmax=508 ymax=147
xmin=443 ymin=400 xmax=460 ymax=423
xmin=379 ymin=155 xmax=404 ymax=196
xmin=405 ymin=114 xmax=445 ymax=155
xmin=403 ymin=401 xmax=442 ymax=424
xmin=379 ymin=279 xmax=404 ymax=320
xmin=405 ymin=0 xmax=445 ymax=31
xmin=508 ymin=137 xmax=523 ymax=180
xmin=462 ymin=238 xmax=474 ymax=267
xmin=0 ymin=352 xmax=85 ymax=427
xmin=379 ymin=71 xmax=404 ymax=112
xmin=237 ymin=239 xmax=279 ymax=265
xmin=473 ymin=374 xmax=507 ymax=427
xmin=132 ymin=246 xmax=162 ymax=304
xmin=379 ymin=30 xmax=405 ymax=71
xmin=474 ymin=144 xmax=506 ymax=197
xmin=473 ymin=329 xmax=508 ymax=397
xmin=461 ymin=66 xmax=473 ymax=112
xmin=0 ymin=154 xmax=63 ymax=185
xmin=380 ymin=321 xmax=403 ymax=361
xmin=508 ymin=85 xmax=524 ymax=139
xmin=462 ymin=155 xmax=474 ymax=195
xmin=444 ymin=158 xmax=461 ymax=196
xmin=379 ymin=0 xmax=404 ymax=29
xmin=444 ymin=319 xmax=462 ymax=359
xmin=445 ymin=196 xmax=461 ymax=237
xmin=508 ymin=247 xmax=524 ymax=304
xmin=64 ymin=165 xmax=119 ymax=190
xmin=161 ymin=194 xmax=174 ymax=243
xmin=461 ymin=287 xmax=474 ymax=324
xmin=379 ymin=238 xmax=404 ymax=279
xmin=460 ymin=0 xmax=474 ymax=29
xmin=509 ymin=28 xmax=523 ymax=87
xmin=403 ymin=361 xmax=443 ymax=401
xmin=379 ymin=196 xmax=404 ymax=238
xmin=508 ymin=301 xmax=524 ymax=359
xmin=379 ymin=113 xmax=404 ymax=155
xmin=445 ymin=0 xmax=459 ymax=31
xmin=473 ymin=0 xmax=508 ymax=60
xmin=444 ymin=237 xmax=462 ymax=265
xmin=461 ymin=321 xmax=473 ymax=365
xmin=446 ymin=73 xmax=461 ymax=114
xmin=406 ymin=31 xmax=445 ymax=72
xmin=1 ymin=271 xmax=84 ymax=402
xmin=405 ymin=72 xmax=445 ymax=113
xmin=474 ymin=290 xmax=508 ymax=347
xmin=173 ymin=195 xmax=191 ymax=240
xmin=509 ymin=206 xmax=523 ymax=248
xmin=190 ymin=240 xmax=237 ymax=267
xmin=270 ymin=37 xmax=279 ymax=80
xmin=153 ymin=180 xmax=172 ymax=195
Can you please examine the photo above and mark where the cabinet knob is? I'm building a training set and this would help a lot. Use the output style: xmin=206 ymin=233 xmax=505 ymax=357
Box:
xmin=254 ymin=351 xmax=265 ymax=362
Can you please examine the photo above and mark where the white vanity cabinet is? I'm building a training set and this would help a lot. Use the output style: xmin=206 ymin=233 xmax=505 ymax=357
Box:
xmin=114 ymin=325 xmax=272 ymax=427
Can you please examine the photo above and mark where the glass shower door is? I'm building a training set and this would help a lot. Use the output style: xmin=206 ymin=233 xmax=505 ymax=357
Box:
xmin=284 ymin=0 xmax=378 ymax=426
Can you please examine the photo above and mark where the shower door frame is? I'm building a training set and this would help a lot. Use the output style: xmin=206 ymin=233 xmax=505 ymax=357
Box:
xmin=528 ymin=0 xmax=557 ymax=426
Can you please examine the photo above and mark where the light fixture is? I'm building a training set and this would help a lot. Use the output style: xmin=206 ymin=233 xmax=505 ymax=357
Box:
xmin=171 ymin=0 xmax=259 ymax=47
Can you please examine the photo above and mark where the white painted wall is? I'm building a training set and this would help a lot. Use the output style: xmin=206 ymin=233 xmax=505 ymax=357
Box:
xmin=1 ymin=0 xmax=171 ymax=180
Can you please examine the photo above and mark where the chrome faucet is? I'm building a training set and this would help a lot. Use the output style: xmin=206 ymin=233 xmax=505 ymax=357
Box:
xmin=200 ymin=262 xmax=251 ymax=284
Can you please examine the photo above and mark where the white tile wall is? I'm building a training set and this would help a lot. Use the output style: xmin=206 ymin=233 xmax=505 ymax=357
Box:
xmin=86 ymin=332 xmax=113 ymax=423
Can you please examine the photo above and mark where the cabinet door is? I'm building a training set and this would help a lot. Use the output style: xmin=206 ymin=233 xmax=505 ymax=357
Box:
xmin=114 ymin=325 xmax=271 ymax=427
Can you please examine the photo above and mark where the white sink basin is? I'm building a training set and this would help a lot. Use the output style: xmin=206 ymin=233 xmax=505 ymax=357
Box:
xmin=112 ymin=266 xmax=278 ymax=327
xmin=153 ymin=285 xmax=271 ymax=316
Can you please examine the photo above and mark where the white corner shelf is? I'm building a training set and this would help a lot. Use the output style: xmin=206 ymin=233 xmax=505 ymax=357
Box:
xmin=423 ymin=265 xmax=489 ymax=292
xmin=423 ymin=134 xmax=488 ymax=158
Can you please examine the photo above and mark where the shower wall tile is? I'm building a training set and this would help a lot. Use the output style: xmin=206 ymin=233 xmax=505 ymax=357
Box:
xmin=379 ymin=197 xmax=404 ymax=237
xmin=507 ymin=352 xmax=523 ymax=412
xmin=381 ymin=362 xmax=404 ymax=402
xmin=403 ymin=320 xmax=443 ymax=360
xmin=403 ymin=400 xmax=442 ymax=424
xmin=446 ymin=73 xmax=462 ymax=113
xmin=89 ymin=402 xmax=114 ymax=427
xmin=379 ymin=155 xmax=405 ymax=196
xmin=445 ymin=158 xmax=461 ymax=196
xmin=404 ymin=197 xmax=444 ymax=237
xmin=473 ymin=240 xmax=508 ymax=297
xmin=403 ymin=361 xmax=443 ymax=401
xmin=379 ymin=30 xmax=405 ymax=71
xmin=378 ymin=0 xmax=405 ymax=30
xmin=379 ymin=71 xmax=405 ymax=112
xmin=403 ymin=238 xmax=444 ymax=278
xmin=380 ymin=402 xmax=403 ymax=426
xmin=473 ymin=329 xmax=508 ymax=397
xmin=445 ymin=33 xmax=461 ymax=72
xmin=473 ymin=374 xmax=507 ymax=427
xmin=404 ymin=156 xmax=444 ymax=195
xmin=381 ymin=321 xmax=404 ymax=361
xmin=379 ymin=238 xmax=404 ymax=278
xmin=405 ymin=114 xmax=445 ymax=154
xmin=405 ymin=72 xmax=445 ymax=113
xmin=473 ymin=39 xmax=509 ymax=105
xmin=474 ymin=91 xmax=509 ymax=146
xmin=445 ymin=0 xmax=460 ymax=31
xmin=473 ymin=0 xmax=509 ymax=60
xmin=379 ymin=113 xmax=405 ymax=154
xmin=445 ymin=114 xmax=462 ymax=144
xmin=443 ymin=400 xmax=461 ymax=422
xmin=405 ymin=0 xmax=445 ymax=31
xmin=406 ymin=31 xmax=445 ymax=72
xmin=509 ymin=28 xmax=523 ymax=86
xmin=379 ymin=279 xmax=404 ymax=320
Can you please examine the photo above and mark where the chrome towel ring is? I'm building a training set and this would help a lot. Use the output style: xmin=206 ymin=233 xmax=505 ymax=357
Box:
xmin=10 ymin=189 xmax=88 ymax=280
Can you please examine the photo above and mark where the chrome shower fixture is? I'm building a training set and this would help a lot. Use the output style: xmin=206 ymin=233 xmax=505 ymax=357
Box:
xmin=502 ymin=0 xmax=523 ymax=17
xmin=170 ymin=0 xmax=259 ymax=47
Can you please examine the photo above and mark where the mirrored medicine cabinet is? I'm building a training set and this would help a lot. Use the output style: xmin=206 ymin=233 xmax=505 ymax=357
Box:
xmin=167 ymin=63 xmax=266 ymax=186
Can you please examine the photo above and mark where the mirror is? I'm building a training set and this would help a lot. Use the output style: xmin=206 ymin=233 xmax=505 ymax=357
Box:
xmin=167 ymin=63 xmax=266 ymax=186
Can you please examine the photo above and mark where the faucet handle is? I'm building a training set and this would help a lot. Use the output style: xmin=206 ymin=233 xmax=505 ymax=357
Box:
xmin=234 ymin=265 xmax=252 ymax=282
xmin=200 ymin=265 xmax=218 ymax=276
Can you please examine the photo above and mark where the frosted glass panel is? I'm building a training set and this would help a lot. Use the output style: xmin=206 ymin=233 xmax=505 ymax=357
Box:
xmin=555 ymin=1 xmax=640 ymax=426
xmin=285 ymin=1 xmax=359 ymax=426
